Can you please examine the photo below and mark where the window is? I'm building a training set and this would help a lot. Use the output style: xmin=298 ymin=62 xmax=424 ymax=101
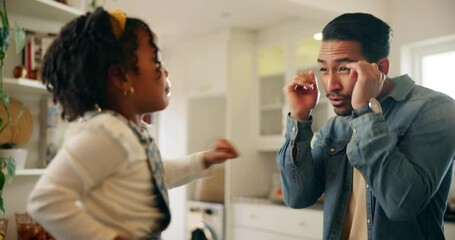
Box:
xmin=401 ymin=34 xmax=455 ymax=99
xmin=421 ymin=51 xmax=455 ymax=99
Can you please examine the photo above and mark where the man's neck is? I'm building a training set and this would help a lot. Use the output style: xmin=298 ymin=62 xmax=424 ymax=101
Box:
xmin=377 ymin=78 xmax=395 ymax=100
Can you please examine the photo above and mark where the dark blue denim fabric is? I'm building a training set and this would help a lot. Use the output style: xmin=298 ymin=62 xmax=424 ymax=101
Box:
xmin=277 ymin=75 xmax=455 ymax=240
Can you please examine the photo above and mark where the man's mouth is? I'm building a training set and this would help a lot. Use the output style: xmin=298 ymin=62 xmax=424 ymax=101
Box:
xmin=327 ymin=94 xmax=350 ymax=107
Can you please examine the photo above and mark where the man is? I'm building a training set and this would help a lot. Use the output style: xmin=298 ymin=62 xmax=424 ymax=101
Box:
xmin=277 ymin=12 xmax=455 ymax=240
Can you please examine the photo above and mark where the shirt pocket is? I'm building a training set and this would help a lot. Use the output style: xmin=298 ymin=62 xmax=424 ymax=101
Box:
xmin=320 ymin=137 xmax=348 ymax=181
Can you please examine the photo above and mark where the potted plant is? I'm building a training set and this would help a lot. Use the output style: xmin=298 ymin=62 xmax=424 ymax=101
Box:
xmin=0 ymin=0 xmax=27 ymax=217
xmin=0 ymin=96 xmax=32 ymax=175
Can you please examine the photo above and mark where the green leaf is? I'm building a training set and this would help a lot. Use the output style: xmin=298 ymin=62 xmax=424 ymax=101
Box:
xmin=0 ymin=93 xmax=10 ymax=135
xmin=0 ymin=91 xmax=5 ymax=100
xmin=90 ymin=0 xmax=98 ymax=8
xmin=0 ymin=0 xmax=9 ymax=28
xmin=1 ymin=92 xmax=8 ymax=106
xmin=14 ymin=22 xmax=25 ymax=54
xmin=0 ymin=28 xmax=9 ymax=52
xmin=12 ymin=103 xmax=25 ymax=125
xmin=6 ymin=156 xmax=15 ymax=183
xmin=0 ymin=191 xmax=4 ymax=215
xmin=0 ymin=170 xmax=4 ymax=190
xmin=0 ymin=171 xmax=4 ymax=215
xmin=0 ymin=11 xmax=8 ymax=29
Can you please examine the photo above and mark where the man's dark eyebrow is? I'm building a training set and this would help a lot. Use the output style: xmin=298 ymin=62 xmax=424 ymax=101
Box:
xmin=317 ymin=57 xmax=356 ymax=63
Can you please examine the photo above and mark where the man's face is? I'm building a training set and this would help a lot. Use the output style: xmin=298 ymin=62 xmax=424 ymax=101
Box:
xmin=317 ymin=40 xmax=365 ymax=116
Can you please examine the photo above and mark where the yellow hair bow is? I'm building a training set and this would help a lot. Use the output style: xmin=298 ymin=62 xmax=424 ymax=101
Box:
xmin=109 ymin=9 xmax=127 ymax=39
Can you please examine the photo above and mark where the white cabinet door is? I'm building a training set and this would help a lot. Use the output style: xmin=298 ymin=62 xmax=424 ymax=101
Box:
xmin=445 ymin=222 xmax=455 ymax=239
xmin=233 ymin=227 xmax=275 ymax=240
xmin=232 ymin=202 xmax=323 ymax=239
xmin=256 ymin=44 xmax=287 ymax=151
xmin=184 ymin=40 xmax=228 ymax=97
xmin=233 ymin=226 xmax=320 ymax=240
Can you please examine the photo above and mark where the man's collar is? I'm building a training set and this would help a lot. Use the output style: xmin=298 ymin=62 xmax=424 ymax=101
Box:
xmin=383 ymin=74 xmax=415 ymax=102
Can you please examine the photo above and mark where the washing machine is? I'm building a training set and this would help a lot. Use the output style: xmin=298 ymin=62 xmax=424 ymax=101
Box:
xmin=187 ymin=200 xmax=224 ymax=240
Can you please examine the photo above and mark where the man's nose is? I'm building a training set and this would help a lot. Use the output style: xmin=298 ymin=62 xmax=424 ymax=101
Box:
xmin=326 ymin=73 xmax=341 ymax=93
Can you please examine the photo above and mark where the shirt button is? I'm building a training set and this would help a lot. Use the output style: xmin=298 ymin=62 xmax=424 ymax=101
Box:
xmin=353 ymin=128 xmax=357 ymax=133
xmin=366 ymin=184 xmax=369 ymax=188
xmin=330 ymin=148 xmax=335 ymax=153
xmin=292 ymin=127 xmax=296 ymax=132
xmin=367 ymin=219 xmax=371 ymax=224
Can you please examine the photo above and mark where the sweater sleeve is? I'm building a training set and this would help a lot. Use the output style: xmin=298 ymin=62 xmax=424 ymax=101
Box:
xmin=27 ymin=130 xmax=127 ymax=240
xmin=164 ymin=152 xmax=212 ymax=188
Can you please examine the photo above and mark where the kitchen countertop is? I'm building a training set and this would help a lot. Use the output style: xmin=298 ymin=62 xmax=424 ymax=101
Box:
xmin=233 ymin=196 xmax=323 ymax=211
xmin=233 ymin=197 xmax=455 ymax=223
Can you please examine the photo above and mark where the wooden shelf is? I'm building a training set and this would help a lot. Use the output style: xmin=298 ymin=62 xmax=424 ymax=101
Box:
xmin=3 ymin=77 xmax=49 ymax=95
xmin=16 ymin=168 xmax=46 ymax=176
xmin=7 ymin=0 xmax=84 ymax=23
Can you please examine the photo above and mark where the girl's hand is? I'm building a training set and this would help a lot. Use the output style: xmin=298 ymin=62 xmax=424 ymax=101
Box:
xmin=203 ymin=139 xmax=239 ymax=168
xmin=284 ymin=71 xmax=319 ymax=120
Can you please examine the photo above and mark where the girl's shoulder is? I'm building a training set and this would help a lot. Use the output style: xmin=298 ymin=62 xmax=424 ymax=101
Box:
xmin=64 ymin=112 xmax=146 ymax=160
xmin=67 ymin=112 xmax=131 ymax=136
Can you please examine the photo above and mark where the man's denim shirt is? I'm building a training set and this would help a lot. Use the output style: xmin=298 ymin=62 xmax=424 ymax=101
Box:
xmin=277 ymin=75 xmax=455 ymax=240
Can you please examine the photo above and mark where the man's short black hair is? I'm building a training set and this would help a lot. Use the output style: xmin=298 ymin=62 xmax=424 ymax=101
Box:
xmin=322 ymin=12 xmax=393 ymax=62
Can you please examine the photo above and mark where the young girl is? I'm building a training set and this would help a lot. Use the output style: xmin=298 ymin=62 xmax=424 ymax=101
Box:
xmin=27 ymin=7 xmax=238 ymax=240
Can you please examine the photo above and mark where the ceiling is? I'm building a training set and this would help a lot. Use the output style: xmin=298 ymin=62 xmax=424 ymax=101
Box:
xmin=102 ymin=0 xmax=388 ymax=48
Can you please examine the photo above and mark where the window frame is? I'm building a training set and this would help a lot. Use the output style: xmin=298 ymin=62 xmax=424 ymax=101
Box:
xmin=400 ymin=34 xmax=455 ymax=85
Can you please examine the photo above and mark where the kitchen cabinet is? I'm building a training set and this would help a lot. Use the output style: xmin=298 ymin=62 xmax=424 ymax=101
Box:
xmin=185 ymin=41 xmax=228 ymax=97
xmin=232 ymin=200 xmax=323 ymax=240
xmin=233 ymin=227 xmax=319 ymax=240
xmin=445 ymin=222 xmax=455 ymax=239
xmin=161 ymin=28 xmax=284 ymax=240
xmin=256 ymin=45 xmax=287 ymax=151
xmin=160 ymin=22 xmax=330 ymax=239
xmin=2 ymin=1 xmax=84 ymax=239
xmin=256 ymin=36 xmax=335 ymax=151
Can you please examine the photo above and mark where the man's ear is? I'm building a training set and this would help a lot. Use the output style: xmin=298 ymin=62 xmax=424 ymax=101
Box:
xmin=108 ymin=65 xmax=130 ymax=92
xmin=377 ymin=58 xmax=390 ymax=75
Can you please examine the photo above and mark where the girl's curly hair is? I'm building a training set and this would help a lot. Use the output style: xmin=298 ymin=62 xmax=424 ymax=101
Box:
xmin=41 ymin=7 xmax=159 ymax=121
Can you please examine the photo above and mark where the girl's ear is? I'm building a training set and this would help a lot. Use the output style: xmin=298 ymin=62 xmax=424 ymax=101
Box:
xmin=108 ymin=65 xmax=131 ymax=92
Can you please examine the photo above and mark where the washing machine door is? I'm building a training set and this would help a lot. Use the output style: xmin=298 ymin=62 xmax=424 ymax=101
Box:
xmin=190 ymin=222 xmax=215 ymax=240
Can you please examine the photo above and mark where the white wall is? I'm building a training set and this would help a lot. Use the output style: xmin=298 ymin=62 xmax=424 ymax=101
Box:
xmin=158 ymin=30 xmax=231 ymax=240
xmin=259 ymin=0 xmax=455 ymax=79
xmin=388 ymin=0 xmax=455 ymax=76
xmin=282 ymin=0 xmax=389 ymax=18
xmin=157 ymin=47 xmax=189 ymax=240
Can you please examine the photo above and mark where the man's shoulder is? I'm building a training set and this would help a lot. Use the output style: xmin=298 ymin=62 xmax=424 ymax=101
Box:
xmin=408 ymin=84 xmax=454 ymax=108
